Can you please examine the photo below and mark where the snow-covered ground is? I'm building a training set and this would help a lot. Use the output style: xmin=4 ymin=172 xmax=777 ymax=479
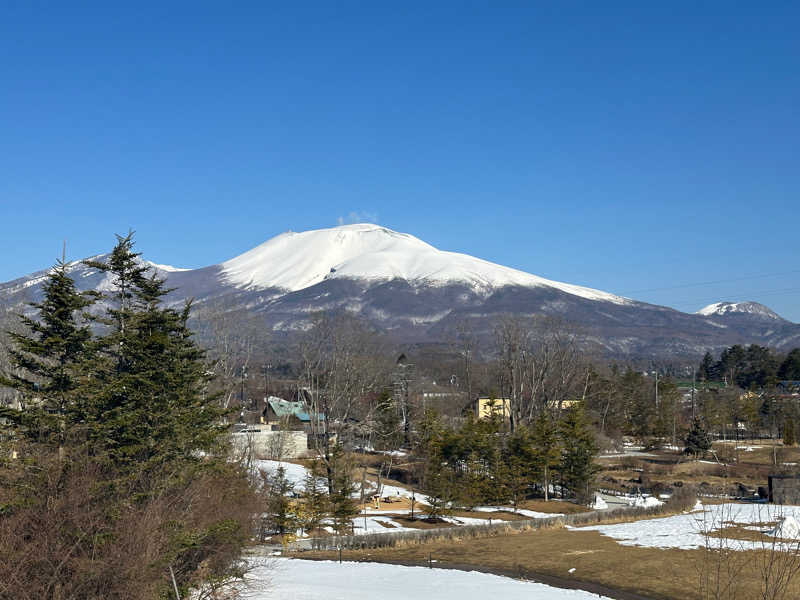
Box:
xmin=348 ymin=515 xmax=417 ymax=535
xmin=254 ymin=459 xmax=315 ymax=489
xmin=255 ymin=459 xmax=415 ymax=500
xmin=577 ymin=503 xmax=800 ymax=551
xmin=243 ymin=558 xmax=613 ymax=599
xmin=473 ymin=506 xmax=564 ymax=519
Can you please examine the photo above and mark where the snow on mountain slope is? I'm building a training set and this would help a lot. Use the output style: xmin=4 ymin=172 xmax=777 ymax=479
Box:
xmin=145 ymin=261 xmax=188 ymax=273
xmin=696 ymin=301 xmax=784 ymax=320
xmin=221 ymin=224 xmax=630 ymax=304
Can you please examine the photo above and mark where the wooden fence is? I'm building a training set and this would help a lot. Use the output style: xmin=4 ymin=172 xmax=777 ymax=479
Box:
xmin=302 ymin=496 xmax=690 ymax=552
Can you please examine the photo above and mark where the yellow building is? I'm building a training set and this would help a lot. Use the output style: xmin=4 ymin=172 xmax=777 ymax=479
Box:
xmin=470 ymin=397 xmax=511 ymax=421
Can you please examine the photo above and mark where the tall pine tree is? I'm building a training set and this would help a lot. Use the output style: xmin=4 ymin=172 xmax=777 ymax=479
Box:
xmin=83 ymin=233 xmax=228 ymax=476
xmin=558 ymin=405 xmax=598 ymax=504
xmin=0 ymin=259 xmax=95 ymax=454
xmin=531 ymin=412 xmax=562 ymax=501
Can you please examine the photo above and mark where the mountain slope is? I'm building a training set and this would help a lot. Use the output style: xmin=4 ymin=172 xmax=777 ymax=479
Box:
xmin=220 ymin=223 xmax=628 ymax=303
xmin=1 ymin=224 xmax=797 ymax=357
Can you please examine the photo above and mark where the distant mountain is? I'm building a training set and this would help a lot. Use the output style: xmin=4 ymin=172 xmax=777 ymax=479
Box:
xmin=696 ymin=301 xmax=785 ymax=321
xmin=2 ymin=224 xmax=798 ymax=358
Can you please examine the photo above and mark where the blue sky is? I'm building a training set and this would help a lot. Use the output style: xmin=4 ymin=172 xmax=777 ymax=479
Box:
xmin=1 ymin=2 xmax=798 ymax=320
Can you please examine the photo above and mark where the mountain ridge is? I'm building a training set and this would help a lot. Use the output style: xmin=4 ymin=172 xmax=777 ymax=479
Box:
xmin=1 ymin=224 xmax=797 ymax=357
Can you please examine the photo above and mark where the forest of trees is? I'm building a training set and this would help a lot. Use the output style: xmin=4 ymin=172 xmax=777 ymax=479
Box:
xmin=698 ymin=345 xmax=800 ymax=388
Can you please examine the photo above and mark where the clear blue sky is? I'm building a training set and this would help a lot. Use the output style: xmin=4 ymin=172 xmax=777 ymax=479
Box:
xmin=1 ymin=2 xmax=798 ymax=320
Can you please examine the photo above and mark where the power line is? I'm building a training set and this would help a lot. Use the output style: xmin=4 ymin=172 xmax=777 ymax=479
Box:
xmin=669 ymin=286 xmax=800 ymax=309
xmin=620 ymin=269 xmax=800 ymax=295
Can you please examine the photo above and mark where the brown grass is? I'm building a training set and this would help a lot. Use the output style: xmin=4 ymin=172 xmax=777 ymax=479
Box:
xmin=299 ymin=525 xmax=800 ymax=600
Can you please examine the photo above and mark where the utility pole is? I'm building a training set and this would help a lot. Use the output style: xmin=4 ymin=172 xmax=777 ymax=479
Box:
xmin=262 ymin=363 xmax=272 ymax=396
xmin=655 ymin=370 xmax=659 ymax=409
xmin=241 ymin=365 xmax=248 ymax=409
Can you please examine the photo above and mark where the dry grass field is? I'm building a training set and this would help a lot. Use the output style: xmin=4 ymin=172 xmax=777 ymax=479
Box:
xmin=300 ymin=524 xmax=800 ymax=600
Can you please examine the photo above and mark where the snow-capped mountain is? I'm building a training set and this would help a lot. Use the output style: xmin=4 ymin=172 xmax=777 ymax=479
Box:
xmin=1 ymin=224 xmax=798 ymax=357
xmin=220 ymin=224 xmax=628 ymax=303
xmin=696 ymin=301 xmax=785 ymax=321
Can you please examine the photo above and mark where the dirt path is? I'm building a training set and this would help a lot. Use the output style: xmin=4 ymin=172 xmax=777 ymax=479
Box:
xmin=293 ymin=555 xmax=657 ymax=600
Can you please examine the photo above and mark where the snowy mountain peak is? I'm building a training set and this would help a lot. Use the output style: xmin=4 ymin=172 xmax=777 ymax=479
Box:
xmin=219 ymin=224 xmax=630 ymax=304
xmin=696 ymin=301 xmax=784 ymax=320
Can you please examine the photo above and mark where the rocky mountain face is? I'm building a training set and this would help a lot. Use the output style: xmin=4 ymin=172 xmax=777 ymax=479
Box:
xmin=2 ymin=224 xmax=798 ymax=358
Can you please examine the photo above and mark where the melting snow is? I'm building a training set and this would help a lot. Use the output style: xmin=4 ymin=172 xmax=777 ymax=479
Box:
xmin=473 ymin=506 xmax=565 ymax=519
xmin=590 ymin=495 xmax=608 ymax=510
xmin=768 ymin=516 xmax=800 ymax=540
xmin=577 ymin=503 xmax=800 ymax=550
xmin=244 ymin=558 xmax=614 ymax=599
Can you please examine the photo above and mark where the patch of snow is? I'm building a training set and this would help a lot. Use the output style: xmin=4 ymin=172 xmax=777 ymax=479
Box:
xmin=145 ymin=260 xmax=189 ymax=272
xmin=590 ymin=495 xmax=608 ymax=510
xmin=244 ymin=558 xmax=614 ymax=599
xmin=350 ymin=515 xmax=415 ymax=535
xmin=767 ymin=515 xmax=800 ymax=540
xmin=254 ymin=460 xmax=315 ymax=489
xmin=473 ymin=506 xmax=564 ymax=519
xmin=441 ymin=515 xmax=494 ymax=526
xmin=220 ymin=224 xmax=630 ymax=304
xmin=578 ymin=503 xmax=800 ymax=551
xmin=627 ymin=495 xmax=663 ymax=508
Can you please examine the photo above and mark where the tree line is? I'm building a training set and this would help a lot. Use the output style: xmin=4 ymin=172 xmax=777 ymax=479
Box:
xmin=698 ymin=344 xmax=800 ymax=389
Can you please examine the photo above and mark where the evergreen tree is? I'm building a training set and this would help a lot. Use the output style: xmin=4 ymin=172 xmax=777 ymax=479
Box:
xmin=421 ymin=459 xmax=455 ymax=520
xmin=501 ymin=426 xmax=535 ymax=509
xmin=454 ymin=416 xmax=502 ymax=507
xmin=83 ymin=234 xmax=228 ymax=476
xmin=784 ymin=417 xmax=797 ymax=447
xmin=328 ymin=446 xmax=358 ymax=534
xmin=0 ymin=260 xmax=95 ymax=453
xmin=298 ymin=469 xmax=328 ymax=535
xmin=779 ymin=349 xmax=800 ymax=380
xmin=698 ymin=352 xmax=716 ymax=382
xmin=0 ymin=234 xmax=258 ymax=598
xmin=558 ymin=405 xmax=598 ymax=504
xmin=685 ymin=417 xmax=712 ymax=459
xmin=531 ymin=412 xmax=562 ymax=501
xmin=263 ymin=466 xmax=298 ymax=536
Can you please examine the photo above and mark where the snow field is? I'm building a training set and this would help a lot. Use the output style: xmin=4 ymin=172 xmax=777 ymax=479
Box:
xmin=243 ymin=558 xmax=614 ymax=600
xmin=577 ymin=502 xmax=800 ymax=550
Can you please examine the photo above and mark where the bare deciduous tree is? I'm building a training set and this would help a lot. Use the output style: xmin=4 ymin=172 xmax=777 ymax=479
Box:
xmin=494 ymin=315 xmax=587 ymax=429
xmin=300 ymin=313 xmax=390 ymax=493
xmin=194 ymin=301 xmax=259 ymax=410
